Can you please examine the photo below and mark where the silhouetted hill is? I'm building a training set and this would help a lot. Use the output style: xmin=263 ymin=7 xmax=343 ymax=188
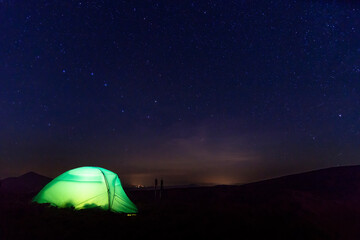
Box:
xmin=0 ymin=171 xmax=52 ymax=194
xmin=131 ymin=165 xmax=360 ymax=239
xmin=3 ymin=166 xmax=360 ymax=239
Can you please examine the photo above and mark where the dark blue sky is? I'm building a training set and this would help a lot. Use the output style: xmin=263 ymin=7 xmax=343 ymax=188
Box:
xmin=1 ymin=0 xmax=360 ymax=186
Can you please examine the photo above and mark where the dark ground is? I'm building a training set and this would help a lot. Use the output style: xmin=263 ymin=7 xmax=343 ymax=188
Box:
xmin=2 ymin=166 xmax=360 ymax=239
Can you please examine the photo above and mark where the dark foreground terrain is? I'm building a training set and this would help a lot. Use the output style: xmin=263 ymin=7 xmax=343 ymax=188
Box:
xmin=2 ymin=166 xmax=360 ymax=239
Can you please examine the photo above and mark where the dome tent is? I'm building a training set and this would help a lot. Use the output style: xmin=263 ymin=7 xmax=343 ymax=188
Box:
xmin=33 ymin=166 xmax=137 ymax=213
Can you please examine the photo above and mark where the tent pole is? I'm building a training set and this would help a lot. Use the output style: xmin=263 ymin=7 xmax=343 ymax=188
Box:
xmin=99 ymin=169 xmax=111 ymax=211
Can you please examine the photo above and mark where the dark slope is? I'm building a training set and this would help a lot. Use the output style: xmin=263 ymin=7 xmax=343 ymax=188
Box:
xmin=2 ymin=166 xmax=360 ymax=239
xmin=0 ymin=171 xmax=52 ymax=194
xmin=130 ymin=165 xmax=360 ymax=239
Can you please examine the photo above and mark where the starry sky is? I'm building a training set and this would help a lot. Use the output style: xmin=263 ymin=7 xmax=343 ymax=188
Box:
xmin=1 ymin=0 xmax=360 ymax=186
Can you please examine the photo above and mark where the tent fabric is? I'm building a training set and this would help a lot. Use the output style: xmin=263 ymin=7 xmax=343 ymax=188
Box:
xmin=33 ymin=166 xmax=137 ymax=213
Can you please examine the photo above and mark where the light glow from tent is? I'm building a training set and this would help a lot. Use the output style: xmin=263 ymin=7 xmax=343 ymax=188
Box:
xmin=33 ymin=166 xmax=137 ymax=213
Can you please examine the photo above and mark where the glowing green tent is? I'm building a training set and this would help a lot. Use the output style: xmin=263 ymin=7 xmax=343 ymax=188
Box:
xmin=33 ymin=166 xmax=137 ymax=213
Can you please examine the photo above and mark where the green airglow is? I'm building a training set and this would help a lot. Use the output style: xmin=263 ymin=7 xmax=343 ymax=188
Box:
xmin=33 ymin=166 xmax=137 ymax=213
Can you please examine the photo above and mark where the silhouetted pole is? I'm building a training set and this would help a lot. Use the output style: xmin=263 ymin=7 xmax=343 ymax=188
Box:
xmin=154 ymin=178 xmax=158 ymax=200
xmin=160 ymin=178 xmax=164 ymax=200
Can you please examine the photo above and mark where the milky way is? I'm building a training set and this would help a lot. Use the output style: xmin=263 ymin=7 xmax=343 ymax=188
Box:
xmin=1 ymin=0 xmax=360 ymax=186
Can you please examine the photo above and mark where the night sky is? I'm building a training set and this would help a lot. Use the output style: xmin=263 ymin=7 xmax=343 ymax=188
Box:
xmin=1 ymin=0 xmax=360 ymax=186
